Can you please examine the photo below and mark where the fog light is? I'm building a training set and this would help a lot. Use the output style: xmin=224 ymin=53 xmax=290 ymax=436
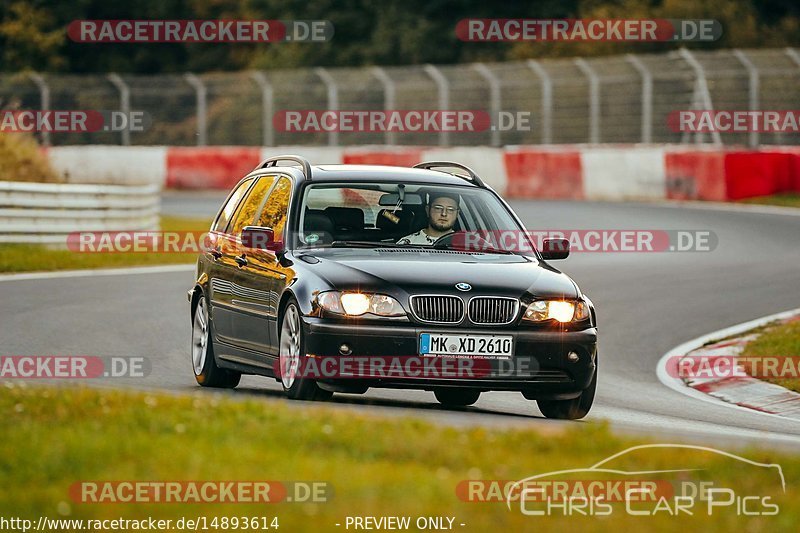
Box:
xmin=567 ymin=351 xmax=580 ymax=363
xmin=339 ymin=344 xmax=352 ymax=355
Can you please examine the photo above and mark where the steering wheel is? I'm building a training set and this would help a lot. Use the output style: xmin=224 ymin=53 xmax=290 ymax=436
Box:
xmin=432 ymin=232 xmax=456 ymax=249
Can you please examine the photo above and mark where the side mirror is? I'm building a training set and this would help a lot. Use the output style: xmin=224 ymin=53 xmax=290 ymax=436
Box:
xmin=540 ymin=238 xmax=569 ymax=260
xmin=241 ymin=226 xmax=283 ymax=253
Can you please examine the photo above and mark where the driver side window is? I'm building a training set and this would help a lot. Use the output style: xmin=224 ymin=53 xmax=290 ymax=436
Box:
xmin=228 ymin=176 xmax=276 ymax=237
xmin=212 ymin=178 xmax=254 ymax=233
xmin=255 ymin=177 xmax=292 ymax=242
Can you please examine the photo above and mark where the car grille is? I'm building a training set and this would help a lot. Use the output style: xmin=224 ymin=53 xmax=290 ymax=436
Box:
xmin=468 ymin=297 xmax=519 ymax=325
xmin=410 ymin=295 xmax=465 ymax=324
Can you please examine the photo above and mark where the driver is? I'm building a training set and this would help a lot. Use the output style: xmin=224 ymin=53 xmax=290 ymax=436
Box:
xmin=397 ymin=192 xmax=459 ymax=245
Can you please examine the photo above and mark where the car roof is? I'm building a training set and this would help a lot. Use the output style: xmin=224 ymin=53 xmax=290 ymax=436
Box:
xmin=268 ymin=164 xmax=481 ymax=187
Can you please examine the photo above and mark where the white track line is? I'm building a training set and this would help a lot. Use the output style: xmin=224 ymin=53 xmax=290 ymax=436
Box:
xmin=652 ymin=200 xmax=800 ymax=217
xmin=0 ymin=264 xmax=195 ymax=282
xmin=656 ymin=308 xmax=800 ymax=420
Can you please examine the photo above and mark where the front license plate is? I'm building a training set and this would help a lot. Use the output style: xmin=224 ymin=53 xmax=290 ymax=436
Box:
xmin=419 ymin=333 xmax=513 ymax=358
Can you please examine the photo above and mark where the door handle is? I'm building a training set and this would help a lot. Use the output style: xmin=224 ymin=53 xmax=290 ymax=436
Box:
xmin=234 ymin=254 xmax=248 ymax=267
xmin=210 ymin=248 xmax=222 ymax=259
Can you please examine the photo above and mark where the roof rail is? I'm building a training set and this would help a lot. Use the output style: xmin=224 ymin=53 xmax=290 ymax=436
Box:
xmin=412 ymin=161 xmax=486 ymax=188
xmin=256 ymin=155 xmax=312 ymax=180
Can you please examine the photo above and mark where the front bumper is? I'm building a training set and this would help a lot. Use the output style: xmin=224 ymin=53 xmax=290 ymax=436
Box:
xmin=301 ymin=317 xmax=597 ymax=399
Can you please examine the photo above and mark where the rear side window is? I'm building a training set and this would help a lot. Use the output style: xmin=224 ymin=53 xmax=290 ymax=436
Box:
xmin=228 ymin=176 xmax=277 ymax=237
xmin=255 ymin=177 xmax=292 ymax=240
xmin=212 ymin=179 xmax=254 ymax=232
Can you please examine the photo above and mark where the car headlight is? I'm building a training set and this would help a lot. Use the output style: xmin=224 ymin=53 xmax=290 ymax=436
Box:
xmin=523 ymin=299 xmax=590 ymax=323
xmin=340 ymin=293 xmax=371 ymax=315
xmin=316 ymin=291 xmax=406 ymax=317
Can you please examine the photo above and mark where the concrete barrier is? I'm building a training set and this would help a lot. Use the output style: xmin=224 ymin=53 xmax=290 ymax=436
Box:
xmin=47 ymin=146 xmax=167 ymax=186
xmin=343 ymin=147 xmax=422 ymax=167
xmin=664 ymin=150 xmax=727 ymax=201
xmin=42 ymin=145 xmax=800 ymax=201
xmin=421 ymin=147 xmax=508 ymax=194
xmin=664 ymin=148 xmax=800 ymax=201
xmin=504 ymin=147 xmax=583 ymax=199
xmin=581 ymin=146 xmax=666 ymax=200
xmin=166 ymin=147 xmax=261 ymax=189
xmin=261 ymin=146 xmax=345 ymax=166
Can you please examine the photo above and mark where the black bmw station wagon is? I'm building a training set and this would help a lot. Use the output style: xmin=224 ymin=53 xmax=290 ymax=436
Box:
xmin=188 ymin=156 xmax=598 ymax=419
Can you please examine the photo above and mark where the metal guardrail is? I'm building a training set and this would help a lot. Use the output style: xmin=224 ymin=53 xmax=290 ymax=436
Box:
xmin=0 ymin=181 xmax=160 ymax=244
xmin=1 ymin=47 xmax=799 ymax=148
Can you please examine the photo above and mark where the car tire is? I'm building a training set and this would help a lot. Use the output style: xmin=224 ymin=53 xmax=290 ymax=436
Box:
xmin=536 ymin=357 xmax=597 ymax=420
xmin=434 ymin=388 xmax=480 ymax=407
xmin=279 ymin=300 xmax=333 ymax=401
xmin=192 ymin=294 xmax=241 ymax=388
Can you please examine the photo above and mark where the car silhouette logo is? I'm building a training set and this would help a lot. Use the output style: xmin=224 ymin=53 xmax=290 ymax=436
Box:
xmin=505 ymin=443 xmax=786 ymax=510
xmin=455 ymin=283 xmax=472 ymax=291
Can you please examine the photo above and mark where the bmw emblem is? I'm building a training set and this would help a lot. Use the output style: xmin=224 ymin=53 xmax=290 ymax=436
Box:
xmin=455 ymin=282 xmax=472 ymax=292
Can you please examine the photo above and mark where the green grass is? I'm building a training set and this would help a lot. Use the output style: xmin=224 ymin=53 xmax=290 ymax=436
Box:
xmin=740 ymin=319 xmax=800 ymax=393
xmin=1 ymin=384 xmax=798 ymax=531
xmin=740 ymin=193 xmax=800 ymax=208
xmin=0 ymin=216 xmax=210 ymax=273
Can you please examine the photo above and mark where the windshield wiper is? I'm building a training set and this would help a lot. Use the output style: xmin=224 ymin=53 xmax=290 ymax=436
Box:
xmin=331 ymin=240 xmax=412 ymax=249
xmin=331 ymin=240 xmax=516 ymax=254
xmin=473 ymin=247 xmax=515 ymax=255
xmin=432 ymin=243 xmax=515 ymax=255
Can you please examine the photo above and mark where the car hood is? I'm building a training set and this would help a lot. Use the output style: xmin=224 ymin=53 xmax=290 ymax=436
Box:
xmin=295 ymin=249 xmax=578 ymax=299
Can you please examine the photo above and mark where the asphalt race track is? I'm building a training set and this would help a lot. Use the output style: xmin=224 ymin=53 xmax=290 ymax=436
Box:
xmin=3 ymin=199 xmax=800 ymax=449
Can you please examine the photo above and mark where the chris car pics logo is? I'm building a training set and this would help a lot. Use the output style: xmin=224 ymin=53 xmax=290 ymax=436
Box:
xmin=506 ymin=444 xmax=784 ymax=517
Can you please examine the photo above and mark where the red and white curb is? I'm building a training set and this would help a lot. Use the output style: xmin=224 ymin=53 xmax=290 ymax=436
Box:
xmin=657 ymin=308 xmax=800 ymax=420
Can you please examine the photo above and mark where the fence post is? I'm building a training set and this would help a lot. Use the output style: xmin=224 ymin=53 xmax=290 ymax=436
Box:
xmin=184 ymin=73 xmax=207 ymax=146
xmin=678 ymin=48 xmax=722 ymax=146
xmin=786 ymin=48 xmax=800 ymax=144
xmin=314 ymin=67 xmax=339 ymax=147
xmin=472 ymin=63 xmax=501 ymax=147
xmin=371 ymin=67 xmax=396 ymax=146
xmin=107 ymin=73 xmax=131 ymax=146
xmin=250 ymin=72 xmax=274 ymax=147
xmin=574 ymin=58 xmax=600 ymax=144
xmin=526 ymin=60 xmax=552 ymax=144
xmin=423 ymin=64 xmax=450 ymax=147
xmin=733 ymin=49 xmax=760 ymax=148
xmin=785 ymin=47 xmax=800 ymax=68
xmin=28 ymin=73 xmax=51 ymax=147
xmin=785 ymin=48 xmax=800 ymax=147
xmin=625 ymin=54 xmax=653 ymax=144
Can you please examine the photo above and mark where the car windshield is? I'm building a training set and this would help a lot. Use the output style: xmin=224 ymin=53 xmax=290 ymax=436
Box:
xmin=296 ymin=182 xmax=530 ymax=254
